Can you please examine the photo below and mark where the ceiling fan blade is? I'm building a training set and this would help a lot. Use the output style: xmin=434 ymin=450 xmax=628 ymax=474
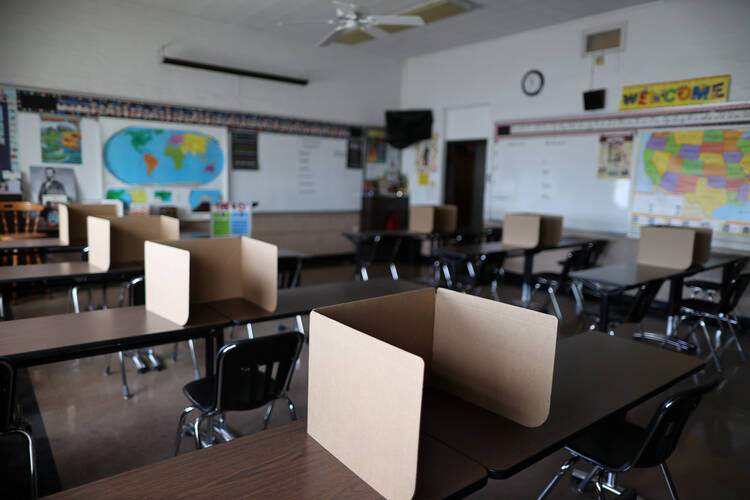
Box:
xmin=318 ymin=25 xmax=349 ymax=47
xmin=360 ymin=24 xmax=390 ymax=40
xmin=366 ymin=15 xmax=424 ymax=27
xmin=277 ymin=19 xmax=334 ymax=26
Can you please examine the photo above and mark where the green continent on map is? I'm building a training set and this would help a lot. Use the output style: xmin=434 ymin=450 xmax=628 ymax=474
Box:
xmin=165 ymin=145 xmax=186 ymax=170
xmin=125 ymin=129 xmax=162 ymax=151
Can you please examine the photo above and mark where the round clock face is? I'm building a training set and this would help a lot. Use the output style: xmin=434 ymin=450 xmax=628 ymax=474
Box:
xmin=522 ymin=70 xmax=544 ymax=96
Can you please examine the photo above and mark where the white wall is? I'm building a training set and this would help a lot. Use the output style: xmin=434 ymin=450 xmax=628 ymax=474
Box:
xmin=399 ymin=0 xmax=750 ymax=212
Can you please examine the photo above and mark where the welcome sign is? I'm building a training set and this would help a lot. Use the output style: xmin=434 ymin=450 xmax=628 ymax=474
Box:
xmin=620 ymin=75 xmax=730 ymax=111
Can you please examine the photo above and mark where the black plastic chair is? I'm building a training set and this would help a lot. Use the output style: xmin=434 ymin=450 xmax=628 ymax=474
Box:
xmin=533 ymin=248 xmax=590 ymax=320
xmin=0 ymin=358 xmax=36 ymax=499
xmin=173 ymin=331 xmax=304 ymax=454
xmin=677 ymin=273 xmax=749 ymax=371
xmin=583 ymin=280 xmax=666 ymax=337
xmin=684 ymin=257 xmax=747 ymax=301
xmin=278 ymin=256 xmax=302 ymax=289
xmin=438 ymin=251 xmax=505 ymax=300
xmin=538 ymin=377 xmax=722 ymax=500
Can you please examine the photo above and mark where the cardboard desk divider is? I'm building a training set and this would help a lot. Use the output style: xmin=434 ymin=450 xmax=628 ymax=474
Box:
xmin=637 ymin=226 xmax=712 ymax=270
xmin=501 ymin=213 xmax=563 ymax=249
xmin=87 ymin=215 xmax=180 ymax=270
xmin=308 ymin=288 xmax=557 ymax=500
xmin=408 ymin=205 xmax=458 ymax=233
xmin=144 ymin=236 xmax=277 ymax=326
xmin=59 ymin=204 xmax=119 ymax=245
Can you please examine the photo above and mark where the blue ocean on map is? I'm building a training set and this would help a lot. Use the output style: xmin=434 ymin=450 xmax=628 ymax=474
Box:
xmin=104 ymin=127 xmax=223 ymax=185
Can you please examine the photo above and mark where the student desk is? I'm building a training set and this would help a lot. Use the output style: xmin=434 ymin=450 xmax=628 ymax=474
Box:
xmin=436 ymin=238 xmax=598 ymax=305
xmin=570 ymin=255 xmax=742 ymax=333
xmin=0 ymin=305 xmax=229 ymax=376
xmin=421 ymin=333 xmax=704 ymax=479
xmin=47 ymin=420 xmax=488 ymax=500
xmin=204 ymin=278 xmax=427 ymax=326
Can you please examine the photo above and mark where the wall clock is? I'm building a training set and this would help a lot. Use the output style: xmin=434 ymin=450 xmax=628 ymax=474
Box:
xmin=521 ymin=69 xmax=544 ymax=96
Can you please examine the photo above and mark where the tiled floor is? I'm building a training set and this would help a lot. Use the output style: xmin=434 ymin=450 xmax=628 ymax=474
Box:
xmin=11 ymin=262 xmax=750 ymax=498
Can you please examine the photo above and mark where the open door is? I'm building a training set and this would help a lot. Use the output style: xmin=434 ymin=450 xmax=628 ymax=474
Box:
xmin=444 ymin=140 xmax=486 ymax=234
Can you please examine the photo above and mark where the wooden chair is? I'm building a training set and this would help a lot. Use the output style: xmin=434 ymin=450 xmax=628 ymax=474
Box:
xmin=0 ymin=202 xmax=46 ymax=266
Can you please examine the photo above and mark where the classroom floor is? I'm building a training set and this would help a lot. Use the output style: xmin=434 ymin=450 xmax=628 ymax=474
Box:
xmin=12 ymin=261 xmax=750 ymax=499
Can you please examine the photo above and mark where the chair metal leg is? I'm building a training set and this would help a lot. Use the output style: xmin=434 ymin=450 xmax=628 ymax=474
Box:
xmin=571 ymin=282 xmax=584 ymax=316
xmin=193 ymin=414 xmax=204 ymax=449
xmin=389 ymin=262 xmax=399 ymax=280
xmin=360 ymin=266 xmax=369 ymax=282
xmin=262 ymin=400 xmax=275 ymax=430
xmin=548 ymin=288 xmax=563 ymax=321
xmin=660 ymin=462 xmax=679 ymax=500
xmin=246 ymin=323 xmax=254 ymax=339
xmin=593 ymin=470 xmax=605 ymax=500
xmin=699 ymin=319 xmax=722 ymax=371
xmin=172 ymin=342 xmax=179 ymax=362
xmin=295 ymin=314 xmax=305 ymax=335
xmin=104 ymin=353 xmax=112 ymax=375
xmin=118 ymin=351 xmax=132 ymax=399
xmin=187 ymin=339 xmax=200 ymax=380
xmin=174 ymin=406 xmax=197 ymax=456
xmin=286 ymin=396 xmax=297 ymax=421
xmin=71 ymin=286 xmax=80 ymax=314
xmin=537 ymin=455 xmax=578 ymax=500
xmin=10 ymin=429 xmax=37 ymax=499
xmin=723 ymin=318 xmax=746 ymax=361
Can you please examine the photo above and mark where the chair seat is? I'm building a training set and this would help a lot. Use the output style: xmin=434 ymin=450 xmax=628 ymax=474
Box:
xmin=684 ymin=279 xmax=720 ymax=291
xmin=680 ymin=298 xmax=721 ymax=315
xmin=183 ymin=377 xmax=216 ymax=412
xmin=567 ymin=418 xmax=646 ymax=470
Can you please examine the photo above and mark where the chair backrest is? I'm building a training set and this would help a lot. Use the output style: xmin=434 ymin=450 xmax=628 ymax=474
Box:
xmin=214 ymin=331 xmax=304 ymax=412
xmin=631 ymin=377 xmax=721 ymax=468
xmin=560 ymin=248 xmax=592 ymax=278
xmin=718 ymin=272 xmax=750 ymax=315
xmin=278 ymin=257 xmax=301 ymax=289
xmin=624 ymin=279 xmax=665 ymax=323
xmin=586 ymin=240 xmax=608 ymax=268
xmin=128 ymin=276 xmax=145 ymax=306
xmin=0 ymin=202 xmax=43 ymax=236
xmin=0 ymin=358 xmax=15 ymax=432
xmin=484 ymin=227 xmax=502 ymax=242
xmin=475 ymin=251 xmax=505 ymax=285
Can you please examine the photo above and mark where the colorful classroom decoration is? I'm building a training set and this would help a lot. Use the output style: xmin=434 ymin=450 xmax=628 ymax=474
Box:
xmin=366 ymin=129 xmax=387 ymax=163
xmin=190 ymin=189 xmax=223 ymax=210
xmin=40 ymin=115 xmax=82 ymax=164
xmin=597 ymin=133 xmax=633 ymax=179
xmin=210 ymin=202 xmax=252 ymax=237
xmin=630 ymin=128 xmax=750 ymax=248
xmin=104 ymin=127 xmax=223 ymax=185
xmin=619 ymin=75 xmax=730 ymax=111
xmin=230 ymin=128 xmax=259 ymax=170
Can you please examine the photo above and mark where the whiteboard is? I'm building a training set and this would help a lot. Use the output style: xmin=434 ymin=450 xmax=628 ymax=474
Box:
xmin=230 ymin=132 xmax=361 ymax=213
xmin=488 ymin=134 xmax=634 ymax=233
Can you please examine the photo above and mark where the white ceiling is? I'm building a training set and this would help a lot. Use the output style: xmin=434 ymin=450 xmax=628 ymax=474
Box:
xmin=122 ymin=0 xmax=655 ymax=60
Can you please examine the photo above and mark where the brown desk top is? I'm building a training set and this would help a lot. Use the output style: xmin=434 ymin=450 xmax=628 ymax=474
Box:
xmin=438 ymin=237 xmax=596 ymax=259
xmin=421 ymin=333 xmax=704 ymax=479
xmin=0 ymin=305 xmax=228 ymax=366
xmin=0 ymin=237 xmax=80 ymax=251
xmin=48 ymin=421 xmax=487 ymax=500
xmin=0 ymin=261 xmax=143 ymax=285
xmin=570 ymin=255 xmax=741 ymax=291
xmin=208 ymin=278 xmax=428 ymax=324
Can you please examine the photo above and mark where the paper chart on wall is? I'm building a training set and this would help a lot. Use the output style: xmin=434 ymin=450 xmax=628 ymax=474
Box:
xmin=99 ymin=117 xmax=228 ymax=213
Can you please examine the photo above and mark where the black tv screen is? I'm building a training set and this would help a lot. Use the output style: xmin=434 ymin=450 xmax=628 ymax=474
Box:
xmin=385 ymin=110 xmax=432 ymax=149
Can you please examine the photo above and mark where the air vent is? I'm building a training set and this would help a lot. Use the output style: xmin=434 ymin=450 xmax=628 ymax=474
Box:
xmin=582 ymin=23 xmax=626 ymax=56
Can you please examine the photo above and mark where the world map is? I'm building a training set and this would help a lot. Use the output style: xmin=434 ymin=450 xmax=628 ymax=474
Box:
xmin=632 ymin=128 xmax=750 ymax=242
xmin=103 ymin=127 xmax=223 ymax=185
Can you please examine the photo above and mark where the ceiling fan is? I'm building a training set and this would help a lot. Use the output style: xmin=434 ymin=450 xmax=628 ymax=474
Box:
xmin=278 ymin=1 xmax=425 ymax=47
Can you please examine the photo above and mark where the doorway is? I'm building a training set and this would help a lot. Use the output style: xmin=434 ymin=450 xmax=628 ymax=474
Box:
xmin=444 ymin=140 xmax=486 ymax=234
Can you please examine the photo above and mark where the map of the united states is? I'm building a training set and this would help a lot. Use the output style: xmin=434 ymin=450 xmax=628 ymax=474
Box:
xmin=642 ymin=129 xmax=750 ymax=218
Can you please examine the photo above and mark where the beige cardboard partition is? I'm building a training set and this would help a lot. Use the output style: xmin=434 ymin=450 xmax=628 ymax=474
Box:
xmin=59 ymin=204 xmax=119 ymax=245
xmin=308 ymin=288 xmax=557 ymax=499
xmin=637 ymin=226 xmax=712 ymax=269
xmin=502 ymin=213 xmax=563 ymax=248
xmin=87 ymin=215 xmax=179 ymax=270
xmin=408 ymin=204 xmax=458 ymax=233
xmin=145 ymin=236 xmax=277 ymax=325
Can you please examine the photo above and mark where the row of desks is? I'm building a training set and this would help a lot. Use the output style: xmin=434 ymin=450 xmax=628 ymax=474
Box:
xmin=0 ymin=276 xmax=706 ymax=498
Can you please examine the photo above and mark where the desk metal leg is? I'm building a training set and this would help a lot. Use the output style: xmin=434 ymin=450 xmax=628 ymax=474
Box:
xmin=204 ymin=328 xmax=222 ymax=377
xmin=521 ymin=251 xmax=534 ymax=307
xmin=599 ymin=294 xmax=610 ymax=333
xmin=665 ymin=277 xmax=684 ymax=336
